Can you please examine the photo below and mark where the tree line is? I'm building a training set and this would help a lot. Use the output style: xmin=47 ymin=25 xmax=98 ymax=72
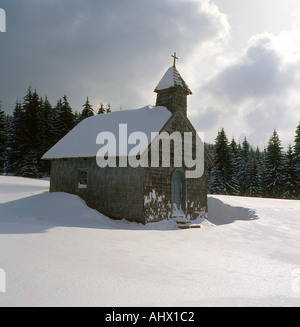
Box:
xmin=207 ymin=126 xmax=300 ymax=199
xmin=0 ymin=87 xmax=111 ymax=177
xmin=0 ymin=86 xmax=299 ymax=199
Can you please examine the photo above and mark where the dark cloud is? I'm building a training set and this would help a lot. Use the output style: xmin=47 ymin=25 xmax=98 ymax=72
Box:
xmin=0 ymin=0 xmax=226 ymax=113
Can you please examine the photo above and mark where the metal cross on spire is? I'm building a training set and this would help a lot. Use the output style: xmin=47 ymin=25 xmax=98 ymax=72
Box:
xmin=171 ymin=52 xmax=178 ymax=67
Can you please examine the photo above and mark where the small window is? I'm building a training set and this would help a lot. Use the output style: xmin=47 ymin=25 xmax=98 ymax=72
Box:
xmin=78 ymin=169 xmax=87 ymax=189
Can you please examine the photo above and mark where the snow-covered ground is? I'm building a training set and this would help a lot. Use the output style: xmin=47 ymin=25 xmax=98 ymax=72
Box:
xmin=0 ymin=175 xmax=299 ymax=306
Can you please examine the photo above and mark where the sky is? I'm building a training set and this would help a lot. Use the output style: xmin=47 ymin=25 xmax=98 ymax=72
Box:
xmin=0 ymin=0 xmax=299 ymax=149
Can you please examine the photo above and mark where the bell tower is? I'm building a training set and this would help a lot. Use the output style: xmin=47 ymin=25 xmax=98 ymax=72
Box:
xmin=154 ymin=53 xmax=192 ymax=116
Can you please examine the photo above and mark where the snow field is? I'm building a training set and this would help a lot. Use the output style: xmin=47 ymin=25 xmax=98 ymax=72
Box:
xmin=0 ymin=176 xmax=299 ymax=306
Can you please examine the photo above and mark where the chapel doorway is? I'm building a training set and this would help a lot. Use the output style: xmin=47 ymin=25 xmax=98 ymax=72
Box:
xmin=172 ymin=169 xmax=186 ymax=214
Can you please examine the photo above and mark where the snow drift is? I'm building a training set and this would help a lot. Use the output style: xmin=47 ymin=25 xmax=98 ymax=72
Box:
xmin=0 ymin=176 xmax=299 ymax=306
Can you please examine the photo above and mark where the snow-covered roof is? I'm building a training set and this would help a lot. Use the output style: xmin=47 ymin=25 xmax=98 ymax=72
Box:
xmin=42 ymin=105 xmax=172 ymax=159
xmin=154 ymin=66 xmax=192 ymax=94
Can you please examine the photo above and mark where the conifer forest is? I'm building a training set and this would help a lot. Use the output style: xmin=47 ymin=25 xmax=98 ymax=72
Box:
xmin=0 ymin=87 xmax=299 ymax=199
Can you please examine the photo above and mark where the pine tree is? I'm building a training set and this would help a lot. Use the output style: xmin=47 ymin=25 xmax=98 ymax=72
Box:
xmin=18 ymin=148 xmax=41 ymax=178
xmin=229 ymin=137 xmax=238 ymax=157
xmin=52 ymin=95 xmax=75 ymax=143
xmin=5 ymin=101 xmax=26 ymax=174
xmin=37 ymin=96 xmax=54 ymax=175
xmin=74 ymin=111 xmax=80 ymax=124
xmin=284 ymin=145 xmax=297 ymax=198
xmin=255 ymin=147 xmax=264 ymax=196
xmin=6 ymin=88 xmax=53 ymax=177
xmin=229 ymin=137 xmax=240 ymax=194
xmin=42 ymin=96 xmax=55 ymax=151
xmin=60 ymin=95 xmax=75 ymax=134
xmin=210 ymin=128 xmax=238 ymax=195
xmin=97 ymin=103 xmax=106 ymax=114
xmin=17 ymin=87 xmax=44 ymax=177
xmin=237 ymin=137 xmax=251 ymax=195
xmin=0 ymin=102 xmax=7 ymax=173
xmin=206 ymin=143 xmax=214 ymax=193
xmin=51 ymin=98 xmax=63 ymax=144
xmin=79 ymin=97 xmax=94 ymax=122
xmin=294 ymin=122 xmax=300 ymax=198
xmin=247 ymin=148 xmax=262 ymax=196
xmin=260 ymin=148 xmax=267 ymax=196
xmin=264 ymin=130 xmax=285 ymax=198
xmin=106 ymin=103 xmax=111 ymax=113
xmin=22 ymin=87 xmax=40 ymax=152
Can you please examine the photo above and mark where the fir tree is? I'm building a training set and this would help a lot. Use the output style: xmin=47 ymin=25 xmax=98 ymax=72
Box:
xmin=264 ymin=130 xmax=285 ymax=197
xmin=16 ymin=88 xmax=45 ymax=177
xmin=205 ymin=143 xmax=214 ymax=193
xmin=52 ymin=95 xmax=75 ymax=143
xmin=22 ymin=87 xmax=40 ymax=151
xmin=237 ymin=137 xmax=251 ymax=195
xmin=37 ymin=96 xmax=54 ymax=175
xmin=247 ymin=148 xmax=262 ymax=196
xmin=106 ymin=103 xmax=111 ymax=113
xmin=18 ymin=148 xmax=41 ymax=178
xmin=294 ymin=122 xmax=300 ymax=197
xmin=229 ymin=137 xmax=240 ymax=194
xmin=284 ymin=145 xmax=297 ymax=198
xmin=60 ymin=95 xmax=75 ymax=133
xmin=97 ymin=103 xmax=106 ymax=114
xmin=0 ymin=102 xmax=7 ymax=172
xmin=51 ymin=98 xmax=63 ymax=144
xmin=5 ymin=101 xmax=26 ymax=174
xmin=79 ymin=97 xmax=94 ymax=122
xmin=74 ymin=111 xmax=80 ymax=123
xmin=41 ymin=96 xmax=55 ymax=151
xmin=260 ymin=148 xmax=267 ymax=196
xmin=210 ymin=129 xmax=238 ymax=195
xmin=229 ymin=137 xmax=238 ymax=158
xmin=255 ymin=147 xmax=264 ymax=196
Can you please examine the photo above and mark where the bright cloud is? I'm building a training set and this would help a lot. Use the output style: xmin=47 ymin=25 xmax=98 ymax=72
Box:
xmin=193 ymin=13 xmax=300 ymax=149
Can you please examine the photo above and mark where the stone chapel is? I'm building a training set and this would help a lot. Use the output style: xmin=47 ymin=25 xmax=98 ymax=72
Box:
xmin=42 ymin=55 xmax=214 ymax=224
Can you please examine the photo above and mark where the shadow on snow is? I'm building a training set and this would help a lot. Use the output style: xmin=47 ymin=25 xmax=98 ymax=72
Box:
xmin=0 ymin=192 xmax=258 ymax=234
xmin=207 ymin=196 xmax=258 ymax=225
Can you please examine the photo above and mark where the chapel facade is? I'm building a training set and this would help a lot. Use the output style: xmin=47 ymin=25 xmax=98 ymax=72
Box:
xmin=43 ymin=56 xmax=213 ymax=223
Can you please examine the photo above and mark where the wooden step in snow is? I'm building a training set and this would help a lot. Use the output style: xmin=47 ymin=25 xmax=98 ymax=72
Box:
xmin=176 ymin=221 xmax=187 ymax=224
xmin=173 ymin=215 xmax=201 ymax=229
xmin=177 ymin=225 xmax=190 ymax=229
xmin=178 ymin=224 xmax=201 ymax=229
xmin=190 ymin=224 xmax=201 ymax=228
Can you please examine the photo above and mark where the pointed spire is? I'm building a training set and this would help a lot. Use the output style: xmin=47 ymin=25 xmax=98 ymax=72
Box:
xmin=154 ymin=66 xmax=192 ymax=95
